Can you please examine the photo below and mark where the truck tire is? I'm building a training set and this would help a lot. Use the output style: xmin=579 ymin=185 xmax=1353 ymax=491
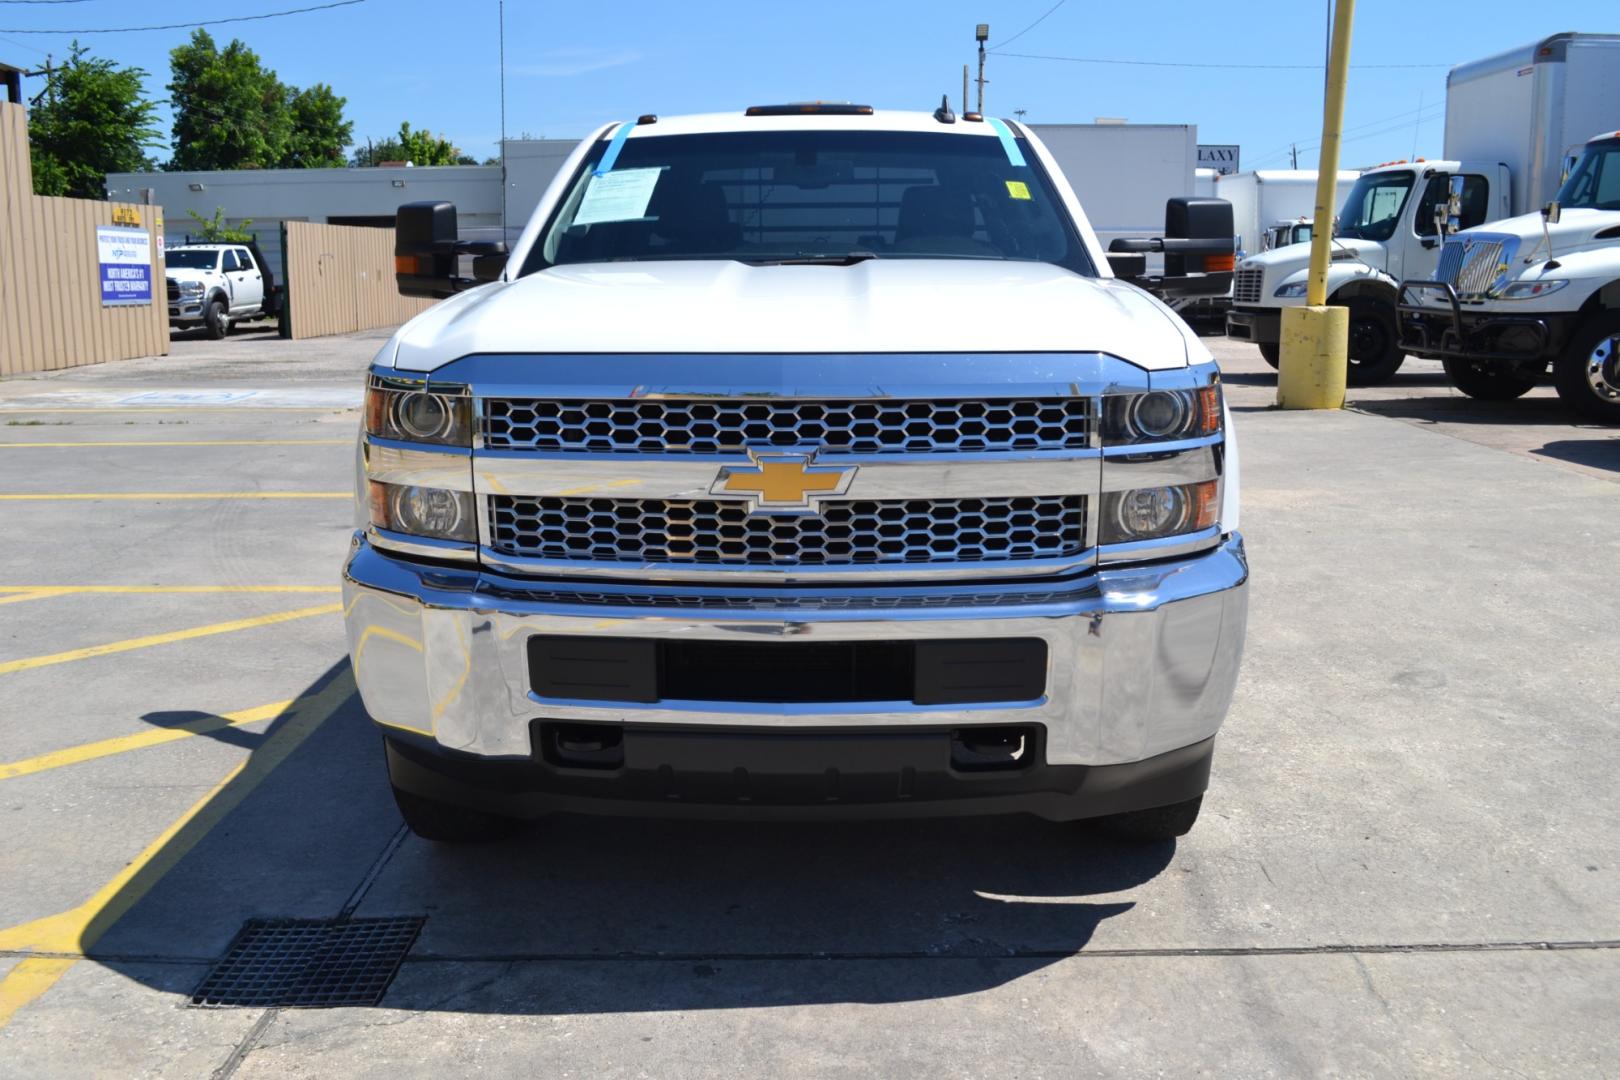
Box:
xmin=1338 ymin=297 xmax=1404 ymax=386
xmin=204 ymin=298 xmax=230 ymax=340
xmin=1257 ymin=341 xmax=1281 ymax=369
xmin=1096 ymin=795 xmax=1203 ymax=841
xmin=391 ymin=785 xmax=523 ymax=843
xmin=1442 ymin=356 xmax=1540 ymax=401
xmin=1552 ymin=312 xmax=1620 ymax=423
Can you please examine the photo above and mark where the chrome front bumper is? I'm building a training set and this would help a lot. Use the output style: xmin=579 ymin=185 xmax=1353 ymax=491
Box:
xmin=342 ymin=532 xmax=1249 ymax=768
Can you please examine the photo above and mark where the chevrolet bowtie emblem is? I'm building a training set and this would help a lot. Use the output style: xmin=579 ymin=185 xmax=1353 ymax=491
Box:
xmin=712 ymin=452 xmax=856 ymax=513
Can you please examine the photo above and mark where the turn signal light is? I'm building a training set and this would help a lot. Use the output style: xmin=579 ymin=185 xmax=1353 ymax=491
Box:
xmin=1203 ymin=253 xmax=1235 ymax=273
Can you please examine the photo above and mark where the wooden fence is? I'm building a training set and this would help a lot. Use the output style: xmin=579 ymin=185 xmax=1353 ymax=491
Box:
xmin=281 ymin=220 xmax=435 ymax=340
xmin=0 ymin=101 xmax=167 ymax=375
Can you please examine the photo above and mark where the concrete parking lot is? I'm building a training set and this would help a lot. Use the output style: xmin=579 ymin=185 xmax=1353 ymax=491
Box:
xmin=1 ymin=330 xmax=1617 ymax=1077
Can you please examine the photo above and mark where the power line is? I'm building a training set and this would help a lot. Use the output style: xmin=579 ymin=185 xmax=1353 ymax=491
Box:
xmin=1247 ymin=101 xmax=1445 ymax=167
xmin=995 ymin=50 xmax=1450 ymax=70
xmin=0 ymin=30 xmax=48 ymax=53
xmin=989 ymin=1 xmax=1066 ymax=53
xmin=0 ymin=0 xmax=363 ymax=33
xmin=0 ymin=2 xmax=96 ymax=6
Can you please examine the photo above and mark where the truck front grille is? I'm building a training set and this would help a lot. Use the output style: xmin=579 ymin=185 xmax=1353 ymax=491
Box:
xmin=166 ymin=279 xmax=180 ymax=302
xmin=488 ymin=495 xmax=1086 ymax=566
xmin=1437 ymin=239 xmax=1507 ymax=298
xmin=1231 ymin=268 xmax=1264 ymax=304
xmin=481 ymin=397 xmax=1092 ymax=454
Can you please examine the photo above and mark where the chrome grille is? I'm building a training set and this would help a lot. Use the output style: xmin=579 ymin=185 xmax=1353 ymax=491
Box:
xmin=481 ymin=397 xmax=1092 ymax=454
xmin=1438 ymin=239 xmax=1507 ymax=297
xmin=1232 ymin=268 xmax=1264 ymax=304
xmin=488 ymin=495 xmax=1087 ymax=566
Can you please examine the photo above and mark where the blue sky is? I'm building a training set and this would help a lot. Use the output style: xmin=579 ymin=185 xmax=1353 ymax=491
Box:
xmin=1 ymin=1 xmax=1614 ymax=170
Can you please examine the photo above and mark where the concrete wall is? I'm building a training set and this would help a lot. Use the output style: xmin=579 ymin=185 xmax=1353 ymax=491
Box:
xmin=1 ymin=102 xmax=167 ymax=374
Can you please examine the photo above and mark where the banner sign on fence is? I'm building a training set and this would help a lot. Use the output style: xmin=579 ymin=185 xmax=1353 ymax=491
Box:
xmin=96 ymin=225 xmax=152 ymax=306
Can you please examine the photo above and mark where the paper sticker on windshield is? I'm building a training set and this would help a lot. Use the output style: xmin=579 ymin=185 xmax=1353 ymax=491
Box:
xmin=573 ymin=167 xmax=662 ymax=225
xmin=1005 ymin=180 xmax=1031 ymax=200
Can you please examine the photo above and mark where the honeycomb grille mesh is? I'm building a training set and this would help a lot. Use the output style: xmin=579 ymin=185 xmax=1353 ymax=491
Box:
xmin=489 ymin=495 xmax=1087 ymax=566
xmin=481 ymin=397 xmax=1092 ymax=454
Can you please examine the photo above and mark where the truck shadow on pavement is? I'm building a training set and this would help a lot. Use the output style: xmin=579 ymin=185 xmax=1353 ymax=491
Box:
xmin=82 ymin=660 xmax=1176 ymax=1014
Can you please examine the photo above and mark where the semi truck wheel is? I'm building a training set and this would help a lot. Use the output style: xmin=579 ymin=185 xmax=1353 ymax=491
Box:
xmin=1338 ymin=297 xmax=1404 ymax=386
xmin=1096 ymin=795 xmax=1203 ymax=841
xmin=391 ymin=785 xmax=523 ymax=843
xmin=1553 ymin=313 xmax=1620 ymax=423
xmin=204 ymin=299 xmax=230 ymax=340
xmin=1442 ymin=357 xmax=1540 ymax=401
xmin=1257 ymin=341 xmax=1280 ymax=369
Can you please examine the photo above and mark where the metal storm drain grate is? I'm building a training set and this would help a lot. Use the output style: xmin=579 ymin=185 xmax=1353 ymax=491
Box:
xmin=191 ymin=917 xmax=425 ymax=1008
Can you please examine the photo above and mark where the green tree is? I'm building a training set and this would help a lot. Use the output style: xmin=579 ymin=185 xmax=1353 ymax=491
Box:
xmin=28 ymin=43 xmax=162 ymax=198
xmin=185 ymin=206 xmax=256 ymax=243
xmin=282 ymin=83 xmax=352 ymax=168
xmin=352 ymin=122 xmax=467 ymax=167
xmin=167 ymin=30 xmax=292 ymax=170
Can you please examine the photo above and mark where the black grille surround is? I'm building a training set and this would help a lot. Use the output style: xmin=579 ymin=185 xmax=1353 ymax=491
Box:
xmin=481 ymin=396 xmax=1093 ymax=455
xmin=488 ymin=495 xmax=1087 ymax=567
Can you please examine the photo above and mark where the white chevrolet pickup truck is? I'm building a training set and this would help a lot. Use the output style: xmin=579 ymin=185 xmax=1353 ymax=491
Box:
xmin=343 ymin=104 xmax=1249 ymax=844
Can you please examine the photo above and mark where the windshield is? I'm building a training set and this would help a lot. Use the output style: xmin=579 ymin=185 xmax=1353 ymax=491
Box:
xmin=1335 ymin=171 xmax=1414 ymax=241
xmin=1556 ymin=139 xmax=1620 ymax=210
xmin=165 ymin=250 xmax=219 ymax=270
xmin=525 ymin=129 xmax=1090 ymax=274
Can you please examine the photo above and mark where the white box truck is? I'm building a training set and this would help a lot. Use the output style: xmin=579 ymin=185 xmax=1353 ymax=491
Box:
xmin=1033 ymin=124 xmax=1197 ymax=274
xmin=1217 ymin=169 xmax=1361 ymax=258
xmin=1227 ymin=32 xmax=1620 ymax=384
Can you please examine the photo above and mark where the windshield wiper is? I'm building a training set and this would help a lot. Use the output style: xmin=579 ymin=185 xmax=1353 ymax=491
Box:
xmin=745 ymin=251 xmax=880 ymax=267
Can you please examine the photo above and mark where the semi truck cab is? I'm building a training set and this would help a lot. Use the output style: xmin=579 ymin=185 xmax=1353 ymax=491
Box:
xmin=1226 ymin=160 xmax=1509 ymax=383
xmin=1398 ymin=131 xmax=1620 ymax=422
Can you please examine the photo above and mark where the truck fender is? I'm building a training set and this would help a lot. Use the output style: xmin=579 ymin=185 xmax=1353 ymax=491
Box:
xmin=206 ymin=285 xmax=231 ymax=309
xmin=1329 ymin=275 xmax=1400 ymax=310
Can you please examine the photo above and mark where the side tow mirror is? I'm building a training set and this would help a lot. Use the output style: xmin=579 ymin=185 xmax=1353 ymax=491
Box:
xmin=1542 ymin=200 xmax=1561 ymax=225
xmin=395 ymin=201 xmax=509 ymax=299
xmin=1107 ymin=197 xmax=1235 ymax=298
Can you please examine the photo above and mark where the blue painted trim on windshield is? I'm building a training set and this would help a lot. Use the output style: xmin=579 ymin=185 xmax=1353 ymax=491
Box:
xmin=594 ymin=122 xmax=633 ymax=176
xmin=986 ymin=117 xmax=1027 ymax=168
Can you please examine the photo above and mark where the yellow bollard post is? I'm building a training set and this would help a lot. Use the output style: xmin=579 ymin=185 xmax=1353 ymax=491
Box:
xmin=1277 ymin=305 xmax=1348 ymax=408
xmin=1277 ymin=0 xmax=1357 ymax=409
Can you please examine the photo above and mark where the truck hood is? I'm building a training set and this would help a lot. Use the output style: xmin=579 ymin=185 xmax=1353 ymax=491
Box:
xmin=1451 ymin=207 xmax=1620 ymax=253
xmin=388 ymin=260 xmax=1199 ymax=372
xmin=164 ymin=268 xmax=217 ymax=284
xmin=1239 ymin=237 xmax=1386 ymax=276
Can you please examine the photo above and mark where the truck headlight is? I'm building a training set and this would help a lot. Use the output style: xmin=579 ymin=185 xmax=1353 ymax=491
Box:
xmin=1493 ymin=279 xmax=1567 ymax=300
xmin=1102 ymin=387 xmax=1221 ymax=446
xmin=368 ymin=481 xmax=476 ymax=542
xmin=365 ymin=378 xmax=473 ymax=447
xmin=178 ymin=280 xmax=204 ymax=296
xmin=1100 ymin=480 xmax=1219 ymax=544
xmin=1273 ymin=281 xmax=1309 ymax=299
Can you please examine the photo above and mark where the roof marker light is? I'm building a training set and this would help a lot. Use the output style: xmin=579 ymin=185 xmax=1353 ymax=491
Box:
xmin=744 ymin=103 xmax=874 ymax=116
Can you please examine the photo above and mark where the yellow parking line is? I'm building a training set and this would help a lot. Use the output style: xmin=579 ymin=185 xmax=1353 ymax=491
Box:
xmin=0 ymin=585 xmax=340 ymax=595
xmin=0 ymin=440 xmax=350 ymax=449
xmin=0 ymin=407 xmax=349 ymax=414
xmin=0 ymin=699 xmax=292 ymax=781
xmin=0 ymin=590 xmax=55 ymax=608
xmin=0 ymin=603 xmax=342 ymax=676
xmin=0 ymin=672 xmax=355 ymax=1027
xmin=0 ymin=492 xmax=349 ymax=501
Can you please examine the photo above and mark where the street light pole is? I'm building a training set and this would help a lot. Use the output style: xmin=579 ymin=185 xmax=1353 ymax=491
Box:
xmin=975 ymin=23 xmax=989 ymax=114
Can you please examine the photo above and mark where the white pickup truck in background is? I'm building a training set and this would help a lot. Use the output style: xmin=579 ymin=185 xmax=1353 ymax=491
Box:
xmin=164 ymin=242 xmax=282 ymax=339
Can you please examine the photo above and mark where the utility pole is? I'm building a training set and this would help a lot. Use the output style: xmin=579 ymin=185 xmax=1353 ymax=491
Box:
xmin=1014 ymin=108 xmax=1027 ymax=121
xmin=1290 ymin=143 xmax=1298 ymax=168
xmin=1277 ymin=0 xmax=1356 ymax=410
xmin=962 ymin=65 xmax=969 ymax=116
xmin=975 ymin=23 xmax=989 ymax=113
